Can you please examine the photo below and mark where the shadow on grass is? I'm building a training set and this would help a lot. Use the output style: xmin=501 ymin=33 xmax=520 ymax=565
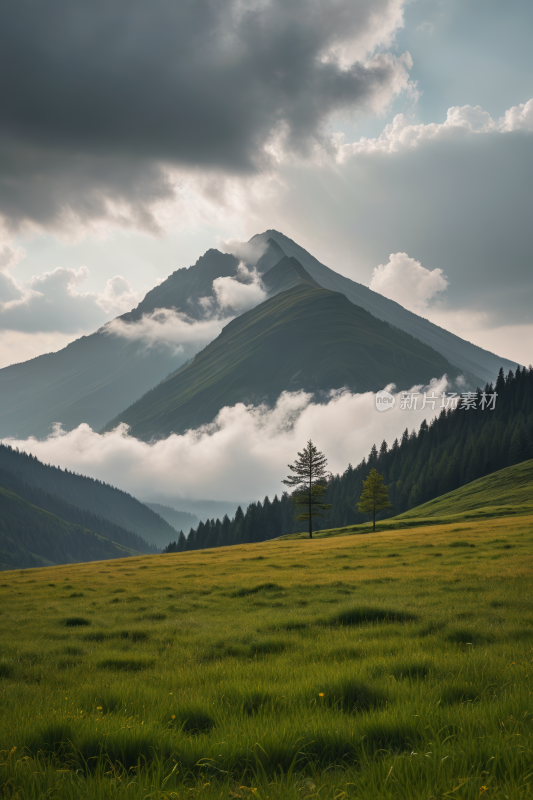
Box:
xmin=444 ymin=627 xmax=495 ymax=645
xmin=167 ymin=707 xmax=215 ymax=734
xmin=96 ymin=658 xmax=155 ymax=672
xmin=231 ymin=583 xmax=283 ymax=598
xmin=200 ymin=637 xmax=288 ymax=661
xmin=327 ymin=607 xmax=416 ymax=626
xmin=320 ymin=680 xmax=387 ymax=713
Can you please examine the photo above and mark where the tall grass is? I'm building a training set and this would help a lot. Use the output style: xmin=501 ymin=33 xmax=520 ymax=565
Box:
xmin=0 ymin=514 xmax=532 ymax=798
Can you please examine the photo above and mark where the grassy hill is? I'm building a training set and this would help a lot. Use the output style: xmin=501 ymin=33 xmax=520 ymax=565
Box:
xmin=0 ymin=513 xmax=531 ymax=798
xmin=103 ymin=282 xmax=460 ymax=440
xmin=397 ymin=458 xmax=533 ymax=520
xmin=0 ymin=485 xmax=140 ymax=570
xmin=286 ymin=460 xmax=533 ymax=541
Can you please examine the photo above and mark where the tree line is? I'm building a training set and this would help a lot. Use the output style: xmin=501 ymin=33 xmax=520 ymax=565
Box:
xmin=164 ymin=365 xmax=533 ymax=552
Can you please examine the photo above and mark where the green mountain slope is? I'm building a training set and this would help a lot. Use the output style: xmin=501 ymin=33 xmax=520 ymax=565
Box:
xmin=396 ymin=459 xmax=533 ymax=521
xmin=103 ymin=281 xmax=461 ymax=440
xmin=0 ymin=486 xmax=140 ymax=571
xmin=0 ymin=444 xmax=177 ymax=549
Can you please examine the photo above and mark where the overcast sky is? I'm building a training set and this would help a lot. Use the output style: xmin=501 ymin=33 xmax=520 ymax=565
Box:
xmin=1 ymin=0 xmax=531 ymax=370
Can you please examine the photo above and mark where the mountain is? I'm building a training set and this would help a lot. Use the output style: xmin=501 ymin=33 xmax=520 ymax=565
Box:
xmin=0 ymin=230 xmax=518 ymax=440
xmin=261 ymin=255 xmax=323 ymax=295
xmin=103 ymin=279 xmax=462 ymax=440
xmin=0 ymin=485 xmax=141 ymax=571
xmin=251 ymin=231 xmax=519 ymax=384
xmin=0 ymin=249 xmax=241 ymax=439
xmin=0 ymin=467 xmax=158 ymax=554
xmin=0 ymin=444 xmax=177 ymax=550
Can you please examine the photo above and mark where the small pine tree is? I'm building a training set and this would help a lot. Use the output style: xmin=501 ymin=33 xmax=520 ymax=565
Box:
xmin=282 ymin=440 xmax=332 ymax=539
xmin=358 ymin=468 xmax=392 ymax=532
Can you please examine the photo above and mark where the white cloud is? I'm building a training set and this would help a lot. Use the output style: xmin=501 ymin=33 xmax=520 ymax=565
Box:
xmin=5 ymin=377 xmax=451 ymax=504
xmin=0 ymin=244 xmax=26 ymax=271
xmin=0 ymin=244 xmax=144 ymax=333
xmin=104 ymin=307 xmax=234 ymax=353
xmin=212 ymin=263 xmax=268 ymax=313
xmin=0 ymin=330 xmax=81 ymax=368
xmin=498 ymin=99 xmax=533 ymax=132
xmin=336 ymin=98 xmax=533 ymax=160
xmin=218 ymin=238 xmax=267 ymax=266
xmin=95 ymin=275 xmax=143 ymax=316
xmin=369 ymin=252 xmax=448 ymax=314
xmin=338 ymin=103 xmax=499 ymax=158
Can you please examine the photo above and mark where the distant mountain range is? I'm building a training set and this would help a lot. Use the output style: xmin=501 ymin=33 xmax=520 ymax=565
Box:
xmin=143 ymin=502 xmax=199 ymax=533
xmin=0 ymin=230 xmax=518 ymax=440
xmin=103 ymin=272 xmax=463 ymax=439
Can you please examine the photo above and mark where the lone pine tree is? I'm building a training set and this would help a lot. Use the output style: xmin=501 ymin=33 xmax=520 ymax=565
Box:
xmin=282 ymin=440 xmax=331 ymax=539
xmin=358 ymin=468 xmax=392 ymax=532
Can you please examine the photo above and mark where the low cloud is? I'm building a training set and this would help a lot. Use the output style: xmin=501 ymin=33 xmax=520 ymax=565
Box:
xmin=105 ymin=264 xmax=267 ymax=351
xmin=219 ymin=238 xmax=268 ymax=266
xmin=104 ymin=308 xmax=234 ymax=353
xmin=5 ymin=377 xmax=452 ymax=505
xmin=369 ymin=252 xmax=448 ymax=314
xmin=212 ymin=263 xmax=268 ymax=313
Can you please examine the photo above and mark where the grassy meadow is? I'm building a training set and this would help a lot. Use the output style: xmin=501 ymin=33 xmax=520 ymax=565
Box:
xmin=0 ymin=514 xmax=532 ymax=799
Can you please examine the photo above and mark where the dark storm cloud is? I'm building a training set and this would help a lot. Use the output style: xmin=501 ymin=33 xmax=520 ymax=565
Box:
xmin=0 ymin=0 xmax=408 ymax=229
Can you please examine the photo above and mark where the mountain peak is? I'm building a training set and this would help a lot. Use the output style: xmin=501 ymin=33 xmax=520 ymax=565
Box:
xmin=262 ymin=255 xmax=323 ymax=295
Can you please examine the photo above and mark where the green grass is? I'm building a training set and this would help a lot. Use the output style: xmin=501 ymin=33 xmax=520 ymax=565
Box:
xmin=0 ymin=514 xmax=532 ymax=798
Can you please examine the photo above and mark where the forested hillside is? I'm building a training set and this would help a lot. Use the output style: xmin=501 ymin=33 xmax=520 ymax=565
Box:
xmin=165 ymin=365 xmax=532 ymax=552
xmin=0 ymin=445 xmax=177 ymax=549
xmin=0 ymin=468 xmax=157 ymax=554
xmin=0 ymin=486 xmax=140 ymax=571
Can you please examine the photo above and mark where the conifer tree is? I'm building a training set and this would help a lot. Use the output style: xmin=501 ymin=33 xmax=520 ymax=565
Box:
xmin=358 ymin=468 xmax=392 ymax=531
xmin=282 ymin=440 xmax=331 ymax=539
